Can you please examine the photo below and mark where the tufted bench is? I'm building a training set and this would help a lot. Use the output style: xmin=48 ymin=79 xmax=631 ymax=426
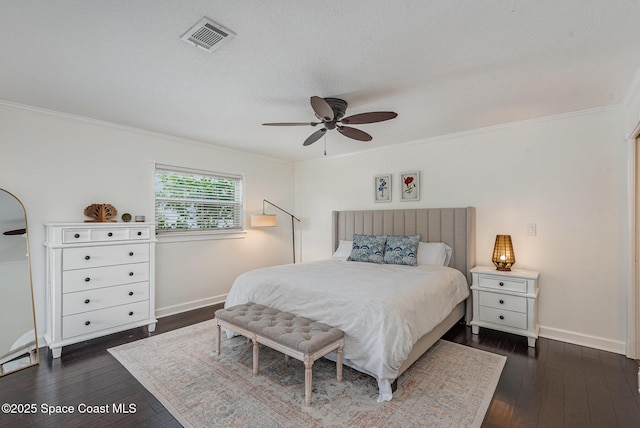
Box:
xmin=214 ymin=303 xmax=344 ymax=406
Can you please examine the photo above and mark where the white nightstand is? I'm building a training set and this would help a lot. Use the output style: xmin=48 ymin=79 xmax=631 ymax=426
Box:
xmin=470 ymin=266 xmax=539 ymax=347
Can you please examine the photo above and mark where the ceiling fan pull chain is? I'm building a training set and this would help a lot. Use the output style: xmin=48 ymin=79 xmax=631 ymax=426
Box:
xmin=323 ymin=133 xmax=327 ymax=156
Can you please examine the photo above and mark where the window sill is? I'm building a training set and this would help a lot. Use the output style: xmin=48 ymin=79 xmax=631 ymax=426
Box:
xmin=156 ymin=230 xmax=246 ymax=243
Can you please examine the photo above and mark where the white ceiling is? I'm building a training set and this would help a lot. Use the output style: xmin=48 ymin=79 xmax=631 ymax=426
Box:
xmin=2 ymin=1 xmax=640 ymax=162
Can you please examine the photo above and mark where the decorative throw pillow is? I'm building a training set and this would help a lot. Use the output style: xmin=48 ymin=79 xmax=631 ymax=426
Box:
xmin=347 ymin=234 xmax=387 ymax=264
xmin=384 ymin=235 xmax=421 ymax=266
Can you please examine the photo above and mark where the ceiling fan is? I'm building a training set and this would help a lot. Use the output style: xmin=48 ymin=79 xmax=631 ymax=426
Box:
xmin=262 ymin=96 xmax=398 ymax=147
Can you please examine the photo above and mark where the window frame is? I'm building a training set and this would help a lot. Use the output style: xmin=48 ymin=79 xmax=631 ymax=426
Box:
xmin=152 ymin=162 xmax=246 ymax=242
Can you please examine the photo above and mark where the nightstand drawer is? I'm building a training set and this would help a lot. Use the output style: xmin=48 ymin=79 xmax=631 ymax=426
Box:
xmin=477 ymin=274 xmax=526 ymax=293
xmin=478 ymin=291 xmax=527 ymax=313
xmin=478 ymin=306 xmax=527 ymax=330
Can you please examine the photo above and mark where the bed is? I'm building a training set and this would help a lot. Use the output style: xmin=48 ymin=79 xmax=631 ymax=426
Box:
xmin=225 ymin=207 xmax=476 ymax=401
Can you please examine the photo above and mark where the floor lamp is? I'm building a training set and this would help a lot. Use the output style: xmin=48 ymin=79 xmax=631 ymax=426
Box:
xmin=250 ymin=199 xmax=301 ymax=263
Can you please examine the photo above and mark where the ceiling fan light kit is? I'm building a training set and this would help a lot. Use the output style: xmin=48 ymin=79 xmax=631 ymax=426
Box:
xmin=263 ymin=96 xmax=397 ymax=148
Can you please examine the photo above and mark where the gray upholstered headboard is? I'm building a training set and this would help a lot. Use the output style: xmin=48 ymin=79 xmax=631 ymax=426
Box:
xmin=332 ymin=207 xmax=476 ymax=284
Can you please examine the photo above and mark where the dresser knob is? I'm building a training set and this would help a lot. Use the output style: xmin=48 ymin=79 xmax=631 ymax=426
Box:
xmin=499 ymin=282 xmax=504 ymax=286
xmin=499 ymin=299 xmax=504 ymax=304
xmin=85 ymin=277 xmax=91 ymax=282
xmin=129 ymin=252 xmax=134 ymax=256
xmin=129 ymin=272 xmax=134 ymax=276
xmin=85 ymin=255 xmax=91 ymax=260
xmin=129 ymin=291 xmax=134 ymax=296
xmin=129 ymin=311 xmax=134 ymax=316
xmin=499 ymin=315 xmax=505 ymax=320
xmin=74 ymin=233 xmax=80 ymax=238
xmin=84 ymin=299 xmax=90 ymax=304
xmin=85 ymin=321 xmax=91 ymax=326
xmin=137 ymin=231 xmax=142 ymax=236
xmin=108 ymin=232 xmax=113 ymax=237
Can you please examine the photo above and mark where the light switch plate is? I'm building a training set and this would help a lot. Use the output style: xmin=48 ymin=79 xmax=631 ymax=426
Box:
xmin=527 ymin=223 xmax=537 ymax=236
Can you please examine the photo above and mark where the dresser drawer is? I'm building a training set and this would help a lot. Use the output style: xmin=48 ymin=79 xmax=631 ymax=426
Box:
xmin=477 ymin=274 xmax=527 ymax=293
xmin=129 ymin=228 xmax=151 ymax=240
xmin=63 ymin=263 xmax=149 ymax=293
xmin=63 ymin=229 xmax=91 ymax=243
xmin=478 ymin=291 xmax=527 ymax=313
xmin=62 ymin=227 xmax=151 ymax=243
xmin=63 ymin=243 xmax=149 ymax=270
xmin=91 ymin=228 xmax=130 ymax=241
xmin=62 ymin=281 xmax=149 ymax=316
xmin=62 ymin=300 xmax=150 ymax=339
xmin=478 ymin=306 xmax=527 ymax=330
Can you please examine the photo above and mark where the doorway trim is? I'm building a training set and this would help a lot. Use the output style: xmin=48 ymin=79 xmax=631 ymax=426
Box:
xmin=627 ymin=120 xmax=640 ymax=359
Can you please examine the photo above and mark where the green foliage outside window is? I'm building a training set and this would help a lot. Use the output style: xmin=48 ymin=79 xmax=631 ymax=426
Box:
xmin=155 ymin=168 xmax=243 ymax=232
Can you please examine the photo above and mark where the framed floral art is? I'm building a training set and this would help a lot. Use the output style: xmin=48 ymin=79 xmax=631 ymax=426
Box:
xmin=374 ymin=174 xmax=391 ymax=202
xmin=400 ymin=171 xmax=419 ymax=201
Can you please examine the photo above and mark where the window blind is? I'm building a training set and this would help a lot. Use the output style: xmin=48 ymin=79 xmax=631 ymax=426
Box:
xmin=155 ymin=165 xmax=243 ymax=233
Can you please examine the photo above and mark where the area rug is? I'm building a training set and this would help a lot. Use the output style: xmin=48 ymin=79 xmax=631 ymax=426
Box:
xmin=108 ymin=320 xmax=505 ymax=427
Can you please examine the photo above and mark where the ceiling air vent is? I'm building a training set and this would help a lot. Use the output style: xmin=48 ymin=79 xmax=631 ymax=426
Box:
xmin=180 ymin=17 xmax=235 ymax=53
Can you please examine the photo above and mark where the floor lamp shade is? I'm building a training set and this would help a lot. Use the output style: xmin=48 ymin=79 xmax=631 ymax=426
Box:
xmin=250 ymin=214 xmax=277 ymax=227
xmin=492 ymin=234 xmax=515 ymax=271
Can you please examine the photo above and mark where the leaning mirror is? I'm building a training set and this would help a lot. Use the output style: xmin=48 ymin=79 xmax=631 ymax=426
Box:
xmin=0 ymin=188 xmax=38 ymax=376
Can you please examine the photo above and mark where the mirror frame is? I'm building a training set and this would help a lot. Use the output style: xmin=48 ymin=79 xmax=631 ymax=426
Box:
xmin=0 ymin=188 xmax=39 ymax=376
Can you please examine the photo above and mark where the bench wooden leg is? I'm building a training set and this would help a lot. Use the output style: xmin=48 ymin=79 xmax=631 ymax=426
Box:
xmin=215 ymin=321 xmax=221 ymax=355
xmin=336 ymin=340 xmax=344 ymax=383
xmin=304 ymin=356 xmax=313 ymax=407
xmin=252 ymin=338 xmax=259 ymax=376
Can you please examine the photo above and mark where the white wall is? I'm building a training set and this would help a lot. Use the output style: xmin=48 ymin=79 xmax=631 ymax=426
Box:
xmin=1 ymin=99 xmax=632 ymax=355
xmin=0 ymin=103 xmax=296 ymax=335
xmin=295 ymin=107 xmax=629 ymax=353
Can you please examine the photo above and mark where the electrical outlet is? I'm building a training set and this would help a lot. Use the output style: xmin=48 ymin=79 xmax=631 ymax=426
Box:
xmin=527 ymin=223 xmax=537 ymax=236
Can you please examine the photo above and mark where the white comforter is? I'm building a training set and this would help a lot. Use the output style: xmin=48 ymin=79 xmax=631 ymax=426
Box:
xmin=225 ymin=258 xmax=469 ymax=401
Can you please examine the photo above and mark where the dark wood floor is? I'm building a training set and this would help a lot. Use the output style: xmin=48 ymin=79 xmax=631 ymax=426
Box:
xmin=1 ymin=305 xmax=639 ymax=427
xmin=442 ymin=325 xmax=640 ymax=427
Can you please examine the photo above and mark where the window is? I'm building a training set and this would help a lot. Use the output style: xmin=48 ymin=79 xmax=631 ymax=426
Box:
xmin=154 ymin=164 xmax=244 ymax=235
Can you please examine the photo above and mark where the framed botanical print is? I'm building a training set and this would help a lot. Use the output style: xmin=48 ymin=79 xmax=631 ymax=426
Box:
xmin=374 ymin=174 xmax=391 ymax=202
xmin=400 ymin=171 xmax=419 ymax=201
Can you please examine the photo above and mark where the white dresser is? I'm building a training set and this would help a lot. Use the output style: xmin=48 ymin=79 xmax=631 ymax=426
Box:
xmin=470 ymin=266 xmax=539 ymax=347
xmin=44 ymin=223 xmax=157 ymax=358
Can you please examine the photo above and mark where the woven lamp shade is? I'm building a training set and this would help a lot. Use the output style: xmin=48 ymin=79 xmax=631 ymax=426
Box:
xmin=492 ymin=235 xmax=515 ymax=271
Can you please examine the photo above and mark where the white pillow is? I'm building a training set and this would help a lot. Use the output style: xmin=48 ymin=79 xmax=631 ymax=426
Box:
xmin=443 ymin=244 xmax=453 ymax=267
xmin=417 ymin=242 xmax=453 ymax=266
xmin=332 ymin=240 xmax=353 ymax=259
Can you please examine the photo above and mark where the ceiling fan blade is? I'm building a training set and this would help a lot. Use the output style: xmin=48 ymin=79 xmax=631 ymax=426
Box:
xmin=303 ymin=128 xmax=327 ymax=146
xmin=310 ymin=96 xmax=334 ymax=121
xmin=262 ymin=122 xmax=321 ymax=126
xmin=3 ymin=228 xmax=26 ymax=236
xmin=337 ymin=126 xmax=372 ymax=141
xmin=340 ymin=111 xmax=398 ymax=125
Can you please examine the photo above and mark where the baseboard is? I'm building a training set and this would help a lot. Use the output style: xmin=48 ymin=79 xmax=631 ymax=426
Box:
xmin=156 ymin=294 xmax=227 ymax=319
xmin=539 ymin=324 xmax=626 ymax=355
